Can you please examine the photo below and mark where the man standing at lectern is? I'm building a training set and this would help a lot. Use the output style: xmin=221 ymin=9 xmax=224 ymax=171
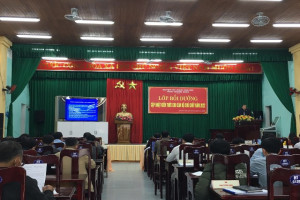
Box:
xmin=237 ymin=104 xmax=251 ymax=116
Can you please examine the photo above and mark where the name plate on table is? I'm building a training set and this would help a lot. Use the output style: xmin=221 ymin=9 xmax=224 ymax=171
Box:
xmin=211 ymin=180 xmax=240 ymax=189
xmin=178 ymin=159 xmax=194 ymax=166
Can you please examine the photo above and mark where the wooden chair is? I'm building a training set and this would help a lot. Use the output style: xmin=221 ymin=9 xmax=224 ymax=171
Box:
xmin=225 ymin=154 xmax=250 ymax=185
xmin=36 ymin=146 xmax=54 ymax=155
xmin=268 ymin=168 xmax=300 ymax=200
xmin=183 ymin=146 xmax=207 ymax=171
xmin=279 ymin=148 xmax=300 ymax=155
xmin=0 ymin=167 xmax=26 ymax=200
xmin=154 ymin=140 xmax=178 ymax=198
xmin=266 ymin=154 xmax=295 ymax=175
xmin=77 ymin=143 xmax=93 ymax=158
xmin=23 ymin=149 xmax=37 ymax=156
xmin=60 ymin=149 xmax=92 ymax=200
xmin=241 ymin=144 xmax=260 ymax=157
xmin=146 ymin=138 xmax=159 ymax=179
xmin=23 ymin=154 xmax=76 ymax=199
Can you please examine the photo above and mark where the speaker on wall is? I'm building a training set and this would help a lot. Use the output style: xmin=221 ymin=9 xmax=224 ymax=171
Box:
xmin=0 ymin=113 xmax=4 ymax=138
xmin=34 ymin=110 xmax=45 ymax=124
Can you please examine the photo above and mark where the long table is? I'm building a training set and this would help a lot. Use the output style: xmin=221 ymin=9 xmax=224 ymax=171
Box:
xmin=106 ymin=144 xmax=146 ymax=171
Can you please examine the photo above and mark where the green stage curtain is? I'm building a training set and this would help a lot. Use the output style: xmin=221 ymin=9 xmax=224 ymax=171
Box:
xmin=7 ymin=58 xmax=40 ymax=136
xmin=261 ymin=62 xmax=296 ymax=133
xmin=30 ymin=71 xmax=262 ymax=142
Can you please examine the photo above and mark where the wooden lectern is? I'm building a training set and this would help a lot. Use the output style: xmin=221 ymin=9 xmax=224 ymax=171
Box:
xmin=115 ymin=120 xmax=132 ymax=143
xmin=234 ymin=120 xmax=262 ymax=140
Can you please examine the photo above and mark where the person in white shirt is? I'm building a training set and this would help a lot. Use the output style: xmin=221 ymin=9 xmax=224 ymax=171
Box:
xmin=166 ymin=133 xmax=195 ymax=162
xmin=294 ymin=142 xmax=300 ymax=149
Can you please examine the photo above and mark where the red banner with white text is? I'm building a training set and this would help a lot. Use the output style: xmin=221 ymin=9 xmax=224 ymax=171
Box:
xmin=37 ymin=60 xmax=262 ymax=74
xmin=148 ymin=87 xmax=208 ymax=114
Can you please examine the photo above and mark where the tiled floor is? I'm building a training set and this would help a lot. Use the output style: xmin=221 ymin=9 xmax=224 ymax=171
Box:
xmin=101 ymin=162 xmax=163 ymax=200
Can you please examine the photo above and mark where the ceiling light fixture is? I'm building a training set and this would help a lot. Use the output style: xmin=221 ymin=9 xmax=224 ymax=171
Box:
xmin=42 ymin=57 xmax=68 ymax=60
xmin=140 ymin=38 xmax=173 ymax=42
xmin=17 ymin=35 xmax=52 ymax=39
xmin=179 ymin=59 xmax=204 ymax=63
xmin=212 ymin=23 xmax=250 ymax=27
xmin=75 ymin=20 xmax=114 ymax=25
xmin=240 ymin=0 xmax=282 ymax=1
xmin=250 ymin=39 xmax=282 ymax=43
xmin=219 ymin=60 xmax=244 ymax=63
xmin=80 ymin=36 xmax=114 ymax=41
xmin=144 ymin=22 xmax=183 ymax=26
xmin=198 ymin=39 xmax=230 ymax=43
xmin=90 ymin=58 xmax=115 ymax=61
xmin=0 ymin=17 xmax=40 ymax=22
xmin=273 ymin=24 xmax=300 ymax=27
xmin=137 ymin=59 xmax=162 ymax=62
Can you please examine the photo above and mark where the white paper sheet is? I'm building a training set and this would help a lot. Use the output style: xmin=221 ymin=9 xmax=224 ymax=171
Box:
xmin=192 ymin=171 xmax=203 ymax=176
xmin=23 ymin=163 xmax=47 ymax=192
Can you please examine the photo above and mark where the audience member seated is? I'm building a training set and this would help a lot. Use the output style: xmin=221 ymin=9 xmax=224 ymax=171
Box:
xmin=194 ymin=139 xmax=230 ymax=200
xmin=86 ymin=134 xmax=104 ymax=159
xmin=0 ymin=141 xmax=55 ymax=200
xmin=166 ymin=133 xmax=194 ymax=162
xmin=42 ymin=135 xmax=60 ymax=154
xmin=250 ymin=137 xmax=281 ymax=188
xmin=20 ymin=137 xmax=37 ymax=150
xmin=52 ymin=132 xmax=65 ymax=144
xmin=145 ymin=132 xmax=161 ymax=149
xmin=55 ymin=138 xmax=96 ymax=191
xmin=250 ymin=133 xmax=275 ymax=162
xmin=82 ymin=132 xmax=92 ymax=143
xmin=288 ymin=132 xmax=297 ymax=146
xmin=231 ymin=137 xmax=245 ymax=145
xmin=154 ymin=131 xmax=171 ymax=163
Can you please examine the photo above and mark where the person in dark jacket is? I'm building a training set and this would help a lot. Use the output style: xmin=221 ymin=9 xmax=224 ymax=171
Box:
xmin=237 ymin=104 xmax=251 ymax=116
xmin=0 ymin=140 xmax=55 ymax=200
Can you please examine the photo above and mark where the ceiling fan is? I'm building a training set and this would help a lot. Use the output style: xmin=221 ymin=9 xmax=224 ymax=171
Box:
xmin=64 ymin=8 xmax=82 ymax=21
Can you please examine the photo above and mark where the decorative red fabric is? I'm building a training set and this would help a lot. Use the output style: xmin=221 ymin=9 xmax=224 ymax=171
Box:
xmin=106 ymin=79 xmax=143 ymax=143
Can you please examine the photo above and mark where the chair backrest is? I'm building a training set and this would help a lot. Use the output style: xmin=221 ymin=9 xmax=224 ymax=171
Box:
xmin=211 ymin=154 xmax=226 ymax=179
xmin=183 ymin=146 xmax=206 ymax=171
xmin=266 ymin=154 xmax=295 ymax=175
xmin=23 ymin=154 xmax=60 ymax=189
xmin=293 ymin=154 xmax=300 ymax=165
xmin=35 ymin=146 xmax=54 ymax=155
xmin=193 ymin=138 xmax=206 ymax=146
xmin=0 ymin=167 xmax=26 ymax=200
xmin=159 ymin=140 xmax=178 ymax=156
xmin=268 ymin=168 xmax=300 ymax=200
xmin=241 ymin=145 xmax=260 ymax=157
xmin=225 ymin=154 xmax=250 ymax=185
xmin=23 ymin=149 xmax=37 ymax=156
xmin=59 ymin=149 xmax=91 ymax=197
xmin=279 ymin=148 xmax=300 ymax=155
xmin=53 ymin=142 xmax=65 ymax=149
xmin=229 ymin=145 xmax=243 ymax=155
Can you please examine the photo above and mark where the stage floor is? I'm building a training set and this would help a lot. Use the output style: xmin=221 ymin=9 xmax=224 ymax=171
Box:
xmin=106 ymin=144 xmax=146 ymax=171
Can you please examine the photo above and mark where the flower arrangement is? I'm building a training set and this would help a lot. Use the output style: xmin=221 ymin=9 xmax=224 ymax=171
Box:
xmin=115 ymin=115 xmax=133 ymax=122
xmin=232 ymin=115 xmax=254 ymax=122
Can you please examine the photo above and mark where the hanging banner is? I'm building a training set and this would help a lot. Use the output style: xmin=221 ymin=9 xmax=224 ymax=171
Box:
xmin=37 ymin=60 xmax=262 ymax=74
xmin=148 ymin=87 xmax=208 ymax=114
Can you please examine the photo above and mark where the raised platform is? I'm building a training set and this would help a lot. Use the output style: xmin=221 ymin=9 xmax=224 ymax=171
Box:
xmin=106 ymin=144 xmax=146 ymax=171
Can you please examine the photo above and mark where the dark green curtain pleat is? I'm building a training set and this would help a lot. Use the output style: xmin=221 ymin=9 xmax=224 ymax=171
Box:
xmin=7 ymin=58 xmax=41 ymax=136
xmin=12 ymin=44 xmax=292 ymax=62
xmin=30 ymin=71 xmax=262 ymax=141
xmin=29 ymin=78 xmax=107 ymax=136
xmin=261 ymin=62 xmax=296 ymax=133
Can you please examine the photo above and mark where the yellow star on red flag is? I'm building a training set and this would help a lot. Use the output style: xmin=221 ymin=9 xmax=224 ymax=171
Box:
xmin=128 ymin=81 xmax=138 ymax=90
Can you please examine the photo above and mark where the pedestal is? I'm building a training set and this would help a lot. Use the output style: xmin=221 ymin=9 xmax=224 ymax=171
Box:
xmin=115 ymin=120 xmax=132 ymax=143
xmin=234 ymin=120 xmax=262 ymax=140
